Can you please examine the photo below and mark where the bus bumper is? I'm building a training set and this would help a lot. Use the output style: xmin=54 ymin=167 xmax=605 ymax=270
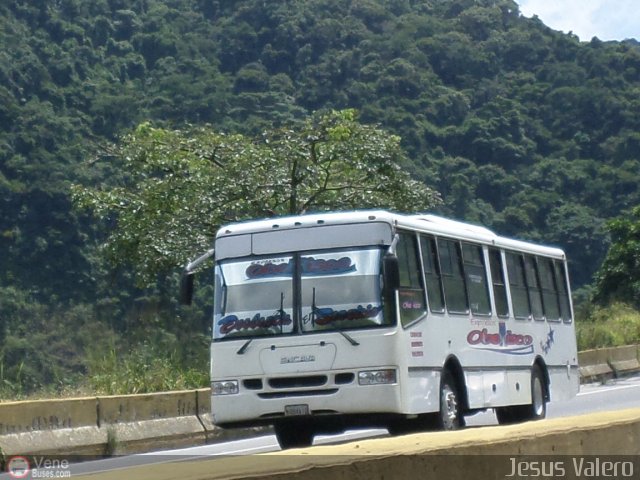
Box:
xmin=211 ymin=379 xmax=404 ymax=426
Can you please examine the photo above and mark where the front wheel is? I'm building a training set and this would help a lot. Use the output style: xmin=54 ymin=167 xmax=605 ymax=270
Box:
xmin=436 ymin=371 xmax=465 ymax=430
xmin=274 ymin=421 xmax=315 ymax=449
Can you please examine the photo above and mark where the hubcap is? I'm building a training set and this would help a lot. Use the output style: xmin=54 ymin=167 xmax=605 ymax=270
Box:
xmin=442 ymin=384 xmax=458 ymax=429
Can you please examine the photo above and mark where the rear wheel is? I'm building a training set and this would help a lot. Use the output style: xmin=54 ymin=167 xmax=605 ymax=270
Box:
xmin=495 ymin=405 xmax=519 ymax=425
xmin=496 ymin=364 xmax=547 ymax=425
xmin=274 ymin=421 xmax=314 ymax=449
xmin=529 ymin=364 xmax=547 ymax=420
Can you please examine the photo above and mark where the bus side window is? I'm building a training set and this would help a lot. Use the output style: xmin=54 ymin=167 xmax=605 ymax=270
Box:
xmin=419 ymin=235 xmax=445 ymax=313
xmin=489 ymin=248 xmax=509 ymax=317
xmin=554 ymin=261 xmax=572 ymax=322
xmin=438 ymin=238 xmax=468 ymax=314
xmin=506 ymin=252 xmax=531 ymax=319
xmin=538 ymin=258 xmax=561 ymax=321
xmin=524 ymin=255 xmax=544 ymax=321
xmin=461 ymin=243 xmax=491 ymax=315
xmin=396 ymin=233 xmax=426 ymax=326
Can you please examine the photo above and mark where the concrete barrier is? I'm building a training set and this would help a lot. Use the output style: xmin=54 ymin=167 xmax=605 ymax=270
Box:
xmin=578 ymin=344 xmax=640 ymax=383
xmin=69 ymin=408 xmax=640 ymax=480
xmin=607 ymin=344 xmax=640 ymax=377
xmin=97 ymin=390 xmax=206 ymax=454
xmin=0 ymin=397 xmax=103 ymax=456
xmin=0 ymin=390 xmax=268 ymax=457
xmin=0 ymin=392 xmax=208 ymax=456
xmin=578 ymin=348 xmax=614 ymax=382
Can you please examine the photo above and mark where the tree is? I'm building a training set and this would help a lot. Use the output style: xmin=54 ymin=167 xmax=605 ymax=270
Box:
xmin=73 ymin=109 xmax=441 ymax=285
xmin=593 ymin=206 xmax=640 ymax=308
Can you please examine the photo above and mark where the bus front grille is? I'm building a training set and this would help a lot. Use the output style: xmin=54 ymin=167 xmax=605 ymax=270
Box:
xmin=258 ymin=388 xmax=338 ymax=399
xmin=268 ymin=375 xmax=328 ymax=389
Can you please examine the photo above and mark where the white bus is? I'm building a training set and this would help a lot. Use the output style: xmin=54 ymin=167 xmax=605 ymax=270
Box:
xmin=181 ymin=210 xmax=579 ymax=448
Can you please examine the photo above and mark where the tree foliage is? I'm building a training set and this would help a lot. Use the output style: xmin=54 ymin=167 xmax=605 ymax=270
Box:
xmin=593 ymin=206 xmax=640 ymax=308
xmin=73 ymin=110 xmax=441 ymax=285
xmin=3 ymin=0 xmax=640 ymax=395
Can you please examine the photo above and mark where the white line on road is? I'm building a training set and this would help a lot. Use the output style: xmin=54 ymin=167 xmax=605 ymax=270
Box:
xmin=577 ymin=384 xmax=640 ymax=396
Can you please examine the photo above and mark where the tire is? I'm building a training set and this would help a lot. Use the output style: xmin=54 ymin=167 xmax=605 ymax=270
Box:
xmin=387 ymin=418 xmax=418 ymax=436
xmin=274 ymin=421 xmax=314 ymax=449
xmin=495 ymin=405 xmax=519 ymax=425
xmin=437 ymin=370 xmax=465 ymax=430
xmin=495 ymin=364 xmax=546 ymax=425
xmin=529 ymin=364 xmax=547 ymax=421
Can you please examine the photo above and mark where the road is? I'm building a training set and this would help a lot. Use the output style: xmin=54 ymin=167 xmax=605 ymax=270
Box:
xmin=3 ymin=374 xmax=640 ymax=478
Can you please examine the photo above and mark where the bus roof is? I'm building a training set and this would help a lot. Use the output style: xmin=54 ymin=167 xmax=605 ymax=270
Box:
xmin=216 ymin=210 xmax=565 ymax=259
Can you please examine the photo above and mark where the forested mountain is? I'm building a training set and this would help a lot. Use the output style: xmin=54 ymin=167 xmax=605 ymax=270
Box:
xmin=1 ymin=0 xmax=640 ymax=394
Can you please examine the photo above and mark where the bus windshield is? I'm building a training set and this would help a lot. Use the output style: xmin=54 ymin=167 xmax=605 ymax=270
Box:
xmin=213 ymin=247 xmax=387 ymax=340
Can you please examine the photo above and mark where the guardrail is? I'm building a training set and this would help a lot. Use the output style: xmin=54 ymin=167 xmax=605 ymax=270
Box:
xmin=1 ymin=344 xmax=638 ymax=458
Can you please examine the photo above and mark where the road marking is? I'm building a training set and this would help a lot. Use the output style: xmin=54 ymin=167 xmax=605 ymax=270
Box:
xmin=577 ymin=384 xmax=640 ymax=396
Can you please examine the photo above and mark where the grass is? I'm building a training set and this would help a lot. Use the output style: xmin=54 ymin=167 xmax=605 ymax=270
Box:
xmin=86 ymin=345 xmax=208 ymax=395
xmin=576 ymin=303 xmax=640 ymax=351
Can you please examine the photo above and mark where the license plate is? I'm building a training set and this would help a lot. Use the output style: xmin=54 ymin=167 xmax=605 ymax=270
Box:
xmin=284 ymin=404 xmax=309 ymax=416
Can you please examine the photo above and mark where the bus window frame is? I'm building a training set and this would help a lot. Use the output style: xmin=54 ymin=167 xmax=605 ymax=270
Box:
xmin=506 ymin=251 xmax=532 ymax=321
xmin=488 ymin=247 xmax=510 ymax=318
xmin=460 ymin=241 xmax=492 ymax=317
xmin=438 ymin=237 xmax=470 ymax=316
xmin=396 ymin=231 xmax=427 ymax=328
xmin=537 ymin=256 xmax=562 ymax=323
xmin=523 ymin=254 xmax=545 ymax=322
xmin=418 ymin=233 xmax=446 ymax=314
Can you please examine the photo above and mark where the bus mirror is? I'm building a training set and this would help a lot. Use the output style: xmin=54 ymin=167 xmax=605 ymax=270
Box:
xmin=383 ymin=254 xmax=400 ymax=294
xmin=180 ymin=272 xmax=195 ymax=305
xmin=179 ymin=248 xmax=214 ymax=306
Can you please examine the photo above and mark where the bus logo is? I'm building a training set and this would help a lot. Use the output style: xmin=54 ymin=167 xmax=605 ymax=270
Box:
xmin=467 ymin=322 xmax=534 ymax=355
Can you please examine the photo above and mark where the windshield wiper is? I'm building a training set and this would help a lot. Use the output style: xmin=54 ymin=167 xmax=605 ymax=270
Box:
xmin=311 ymin=287 xmax=359 ymax=346
xmin=338 ymin=330 xmax=360 ymax=346
xmin=237 ymin=338 xmax=252 ymax=355
xmin=278 ymin=291 xmax=285 ymax=334
xmin=237 ymin=292 xmax=287 ymax=354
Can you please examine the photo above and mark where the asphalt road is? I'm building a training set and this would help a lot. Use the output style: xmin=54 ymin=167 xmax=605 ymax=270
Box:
xmin=4 ymin=374 xmax=640 ymax=478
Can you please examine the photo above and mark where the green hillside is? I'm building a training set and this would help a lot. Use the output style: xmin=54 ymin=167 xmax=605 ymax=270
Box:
xmin=1 ymin=0 xmax=640 ymax=395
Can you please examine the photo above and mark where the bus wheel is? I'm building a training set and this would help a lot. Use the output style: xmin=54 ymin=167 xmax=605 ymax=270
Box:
xmin=496 ymin=365 xmax=546 ymax=425
xmin=274 ymin=421 xmax=314 ymax=449
xmin=437 ymin=371 xmax=465 ymax=430
xmin=495 ymin=406 xmax=518 ymax=425
xmin=529 ymin=364 xmax=547 ymax=420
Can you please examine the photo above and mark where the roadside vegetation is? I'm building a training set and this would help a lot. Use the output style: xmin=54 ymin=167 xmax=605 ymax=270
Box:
xmin=576 ymin=304 xmax=640 ymax=352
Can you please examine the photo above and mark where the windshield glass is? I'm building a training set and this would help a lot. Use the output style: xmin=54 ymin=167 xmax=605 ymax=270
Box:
xmin=213 ymin=247 xmax=386 ymax=340
xmin=300 ymin=249 xmax=384 ymax=332
xmin=214 ymin=254 xmax=295 ymax=339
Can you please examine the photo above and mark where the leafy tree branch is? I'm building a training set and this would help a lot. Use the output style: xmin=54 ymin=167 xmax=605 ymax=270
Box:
xmin=73 ymin=110 xmax=441 ymax=285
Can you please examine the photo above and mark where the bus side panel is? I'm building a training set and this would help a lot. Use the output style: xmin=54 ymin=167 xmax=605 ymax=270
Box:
xmin=404 ymin=368 xmax=440 ymax=414
xmin=548 ymin=366 xmax=580 ymax=402
xmin=464 ymin=370 xmax=486 ymax=409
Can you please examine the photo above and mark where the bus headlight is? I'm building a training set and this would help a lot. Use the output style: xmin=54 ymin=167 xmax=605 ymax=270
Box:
xmin=212 ymin=380 xmax=239 ymax=395
xmin=358 ymin=369 xmax=397 ymax=385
